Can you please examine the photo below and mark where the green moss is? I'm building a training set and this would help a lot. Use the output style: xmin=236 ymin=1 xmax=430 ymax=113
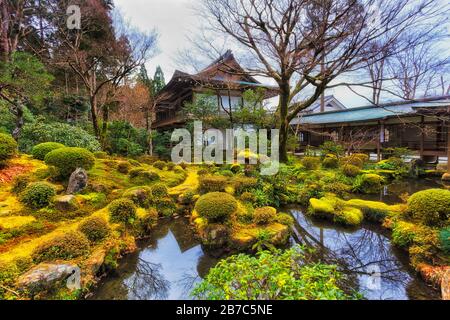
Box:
xmin=335 ymin=207 xmax=363 ymax=226
xmin=199 ymin=175 xmax=228 ymax=193
xmin=302 ymin=156 xmax=320 ymax=170
xmin=276 ymin=213 xmax=295 ymax=226
xmin=407 ymin=189 xmax=450 ymax=227
xmin=309 ymin=198 xmax=335 ymax=216
xmin=253 ymin=207 xmax=277 ymax=225
xmin=0 ymin=133 xmax=17 ymax=163
xmin=352 ymin=174 xmax=384 ymax=194
xmin=78 ymin=216 xmax=110 ymax=242
xmin=346 ymin=199 xmax=392 ymax=222
xmin=109 ymin=198 xmax=137 ymax=226
xmin=31 ymin=142 xmax=65 ymax=160
xmin=195 ymin=192 xmax=237 ymax=223
xmin=32 ymin=231 xmax=90 ymax=263
xmin=342 ymin=164 xmax=361 ymax=177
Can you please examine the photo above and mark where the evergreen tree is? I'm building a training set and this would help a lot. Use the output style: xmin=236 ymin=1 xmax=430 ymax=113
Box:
xmin=152 ymin=66 xmax=166 ymax=94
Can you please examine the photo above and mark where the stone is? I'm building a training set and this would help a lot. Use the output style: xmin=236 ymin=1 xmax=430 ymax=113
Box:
xmin=442 ymin=269 xmax=450 ymax=300
xmin=66 ymin=168 xmax=88 ymax=194
xmin=201 ymin=224 xmax=230 ymax=249
xmin=17 ymin=263 xmax=80 ymax=296
xmin=54 ymin=195 xmax=79 ymax=212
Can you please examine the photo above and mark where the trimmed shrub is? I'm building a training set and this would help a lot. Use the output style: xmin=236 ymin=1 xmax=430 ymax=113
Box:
xmin=155 ymin=198 xmax=177 ymax=217
xmin=32 ymin=231 xmax=90 ymax=263
xmin=78 ymin=217 xmax=110 ymax=242
xmin=352 ymin=153 xmax=369 ymax=163
xmin=129 ymin=168 xmax=160 ymax=184
xmin=153 ymin=160 xmax=166 ymax=170
xmin=352 ymin=174 xmax=384 ymax=194
xmin=117 ymin=161 xmax=131 ymax=174
xmin=94 ymin=151 xmax=108 ymax=159
xmin=232 ymin=176 xmax=258 ymax=194
xmin=109 ymin=198 xmax=137 ymax=226
xmin=240 ymin=192 xmax=256 ymax=203
xmin=31 ymin=142 xmax=65 ymax=160
xmin=11 ymin=174 xmax=30 ymax=194
xmin=322 ymin=155 xmax=339 ymax=169
xmin=341 ymin=155 xmax=364 ymax=169
xmin=407 ymin=189 xmax=450 ymax=227
xmin=302 ymin=156 xmax=320 ymax=170
xmin=151 ymin=183 xmax=169 ymax=199
xmin=19 ymin=182 xmax=56 ymax=209
xmin=195 ymin=192 xmax=237 ymax=223
xmin=199 ymin=175 xmax=228 ymax=193
xmin=253 ymin=207 xmax=277 ymax=225
xmin=0 ymin=133 xmax=17 ymax=163
xmin=45 ymin=147 xmax=95 ymax=178
xmin=342 ymin=164 xmax=360 ymax=177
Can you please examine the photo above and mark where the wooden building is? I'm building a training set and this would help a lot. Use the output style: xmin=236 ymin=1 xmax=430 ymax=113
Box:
xmin=291 ymin=96 xmax=450 ymax=168
xmin=153 ymin=50 xmax=278 ymax=130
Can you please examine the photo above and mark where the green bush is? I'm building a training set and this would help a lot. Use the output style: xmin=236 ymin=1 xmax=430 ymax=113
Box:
xmin=123 ymin=186 xmax=152 ymax=208
xmin=104 ymin=121 xmax=148 ymax=157
xmin=352 ymin=174 xmax=384 ymax=194
xmin=276 ymin=213 xmax=295 ymax=226
xmin=167 ymin=162 xmax=176 ymax=171
xmin=341 ymin=155 xmax=364 ymax=169
xmin=352 ymin=153 xmax=370 ymax=163
xmin=11 ymin=174 xmax=31 ymax=194
xmin=407 ymin=189 xmax=450 ymax=227
xmin=155 ymin=198 xmax=177 ymax=217
xmin=319 ymin=141 xmax=345 ymax=157
xmin=253 ymin=207 xmax=277 ymax=225
xmin=322 ymin=155 xmax=339 ymax=169
xmin=19 ymin=121 xmax=101 ymax=153
xmin=45 ymin=147 xmax=95 ymax=178
xmin=195 ymin=192 xmax=237 ymax=223
xmin=153 ymin=160 xmax=166 ymax=170
xmin=302 ymin=156 xmax=320 ymax=170
xmin=232 ymin=176 xmax=258 ymax=194
xmin=240 ymin=192 xmax=256 ymax=203
xmin=19 ymin=182 xmax=56 ymax=209
xmin=109 ymin=198 xmax=137 ymax=226
xmin=32 ymin=231 xmax=90 ymax=263
xmin=151 ymin=183 xmax=168 ymax=199
xmin=31 ymin=142 xmax=65 ymax=160
xmin=0 ymin=133 xmax=17 ymax=163
xmin=129 ymin=168 xmax=160 ymax=184
xmin=392 ymin=221 xmax=418 ymax=248
xmin=94 ymin=151 xmax=108 ymax=159
xmin=199 ymin=175 xmax=228 ymax=193
xmin=78 ymin=217 xmax=110 ymax=242
xmin=342 ymin=164 xmax=360 ymax=177
xmin=192 ymin=246 xmax=354 ymax=300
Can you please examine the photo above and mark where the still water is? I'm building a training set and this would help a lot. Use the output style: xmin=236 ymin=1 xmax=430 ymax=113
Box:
xmin=90 ymin=179 xmax=444 ymax=300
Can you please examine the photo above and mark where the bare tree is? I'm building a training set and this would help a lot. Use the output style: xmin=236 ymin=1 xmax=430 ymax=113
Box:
xmin=200 ymin=0 xmax=448 ymax=162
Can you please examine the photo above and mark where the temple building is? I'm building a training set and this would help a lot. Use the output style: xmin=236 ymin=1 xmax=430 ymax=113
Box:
xmin=291 ymin=96 xmax=450 ymax=167
xmin=153 ymin=50 xmax=278 ymax=130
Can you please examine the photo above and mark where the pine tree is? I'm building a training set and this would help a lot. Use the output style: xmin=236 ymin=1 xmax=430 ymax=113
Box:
xmin=152 ymin=66 xmax=166 ymax=94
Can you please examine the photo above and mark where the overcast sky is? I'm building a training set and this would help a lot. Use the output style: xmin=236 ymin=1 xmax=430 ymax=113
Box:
xmin=114 ymin=0 xmax=449 ymax=109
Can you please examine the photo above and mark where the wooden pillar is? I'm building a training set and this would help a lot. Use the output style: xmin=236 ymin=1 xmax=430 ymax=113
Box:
xmin=377 ymin=121 xmax=383 ymax=162
xmin=420 ymin=116 xmax=425 ymax=159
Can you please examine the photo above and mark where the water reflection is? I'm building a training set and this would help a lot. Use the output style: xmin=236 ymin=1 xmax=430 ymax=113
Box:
xmin=90 ymin=218 xmax=221 ymax=300
xmin=290 ymin=210 xmax=439 ymax=300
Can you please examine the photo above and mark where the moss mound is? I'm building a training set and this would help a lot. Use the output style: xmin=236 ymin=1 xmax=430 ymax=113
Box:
xmin=78 ymin=217 xmax=110 ymax=242
xmin=253 ymin=207 xmax=277 ymax=225
xmin=109 ymin=198 xmax=137 ymax=226
xmin=19 ymin=182 xmax=56 ymax=209
xmin=32 ymin=231 xmax=90 ymax=263
xmin=45 ymin=147 xmax=95 ymax=178
xmin=31 ymin=142 xmax=65 ymax=160
xmin=407 ymin=189 xmax=450 ymax=227
xmin=0 ymin=133 xmax=17 ymax=165
xmin=195 ymin=192 xmax=238 ymax=223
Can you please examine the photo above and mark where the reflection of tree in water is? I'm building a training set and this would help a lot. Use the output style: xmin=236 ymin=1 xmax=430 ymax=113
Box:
xmin=290 ymin=209 xmax=426 ymax=300
xmin=124 ymin=258 xmax=170 ymax=300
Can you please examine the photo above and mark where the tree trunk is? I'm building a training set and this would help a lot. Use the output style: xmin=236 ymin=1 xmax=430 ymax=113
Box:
xmin=278 ymin=82 xmax=290 ymax=163
xmin=90 ymin=95 xmax=101 ymax=140
xmin=11 ymin=100 xmax=24 ymax=140
xmin=101 ymin=104 xmax=109 ymax=148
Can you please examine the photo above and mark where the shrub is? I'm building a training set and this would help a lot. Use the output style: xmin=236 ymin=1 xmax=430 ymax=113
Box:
xmin=195 ymin=192 xmax=237 ymax=223
xmin=104 ymin=120 xmax=148 ymax=157
xmin=19 ymin=121 xmax=101 ymax=153
xmin=341 ymin=155 xmax=364 ymax=169
xmin=302 ymin=156 xmax=320 ymax=170
xmin=407 ymin=189 xmax=450 ymax=227
xmin=31 ymin=142 xmax=65 ymax=160
xmin=45 ymin=147 xmax=95 ymax=178
xmin=32 ymin=231 xmax=90 ymax=263
xmin=155 ymin=198 xmax=177 ymax=217
xmin=129 ymin=168 xmax=160 ymax=184
xmin=109 ymin=198 xmax=137 ymax=226
xmin=241 ymin=192 xmax=256 ymax=203
xmin=352 ymin=174 xmax=384 ymax=194
xmin=276 ymin=213 xmax=295 ymax=226
xmin=94 ymin=151 xmax=108 ymax=159
xmin=167 ymin=162 xmax=176 ymax=171
xmin=230 ymin=164 xmax=242 ymax=174
xmin=0 ymin=133 xmax=17 ymax=163
xmin=153 ymin=160 xmax=166 ymax=170
xmin=253 ymin=207 xmax=277 ymax=225
xmin=342 ymin=164 xmax=360 ymax=177
xmin=117 ymin=161 xmax=131 ymax=174
xmin=232 ymin=176 xmax=258 ymax=194
xmin=123 ymin=186 xmax=152 ymax=207
xmin=151 ymin=183 xmax=169 ymax=199
xmin=319 ymin=141 xmax=344 ymax=157
xmin=192 ymin=246 xmax=354 ymax=300
xmin=78 ymin=217 xmax=110 ymax=242
xmin=392 ymin=221 xmax=418 ymax=248
xmin=323 ymin=182 xmax=351 ymax=197
xmin=11 ymin=174 xmax=30 ymax=194
xmin=199 ymin=175 xmax=227 ymax=193
xmin=322 ymin=155 xmax=339 ymax=169
xmin=352 ymin=153 xmax=369 ymax=163
xmin=19 ymin=182 xmax=56 ymax=209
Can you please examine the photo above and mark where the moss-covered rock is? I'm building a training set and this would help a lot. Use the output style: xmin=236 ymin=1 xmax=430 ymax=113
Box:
xmin=253 ymin=207 xmax=277 ymax=225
